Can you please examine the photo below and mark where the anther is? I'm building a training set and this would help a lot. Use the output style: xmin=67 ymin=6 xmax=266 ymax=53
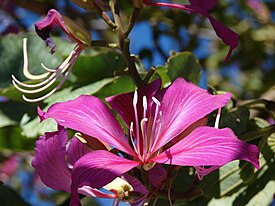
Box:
xmin=152 ymin=96 xmax=160 ymax=107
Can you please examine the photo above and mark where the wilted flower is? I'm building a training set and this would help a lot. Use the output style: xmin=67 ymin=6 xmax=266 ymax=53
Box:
xmin=37 ymin=77 xmax=259 ymax=206
xmin=12 ymin=9 xmax=91 ymax=102
xmin=143 ymin=0 xmax=239 ymax=61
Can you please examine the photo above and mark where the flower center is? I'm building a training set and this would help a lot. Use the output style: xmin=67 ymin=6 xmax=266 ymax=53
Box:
xmin=130 ymin=91 xmax=163 ymax=164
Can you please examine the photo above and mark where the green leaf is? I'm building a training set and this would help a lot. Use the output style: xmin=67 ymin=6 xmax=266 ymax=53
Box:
xmin=200 ymin=161 xmax=243 ymax=198
xmin=71 ymin=49 xmax=127 ymax=85
xmin=0 ymin=184 xmax=29 ymax=206
xmin=220 ymin=106 xmax=250 ymax=136
xmin=44 ymin=78 xmax=115 ymax=104
xmin=94 ymin=76 xmax=135 ymax=99
xmin=0 ymin=110 xmax=16 ymax=128
xmin=154 ymin=66 xmax=171 ymax=87
xmin=21 ymin=77 xmax=135 ymax=138
xmin=166 ymin=52 xmax=201 ymax=84
xmin=0 ymin=125 xmax=36 ymax=150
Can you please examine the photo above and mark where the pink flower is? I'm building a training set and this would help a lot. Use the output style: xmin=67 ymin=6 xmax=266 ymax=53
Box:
xmin=37 ymin=78 xmax=259 ymax=206
xmin=144 ymin=0 xmax=239 ymax=61
xmin=32 ymin=127 xmax=148 ymax=205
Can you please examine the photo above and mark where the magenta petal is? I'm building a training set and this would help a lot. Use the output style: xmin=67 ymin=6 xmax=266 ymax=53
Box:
xmin=39 ymin=95 xmax=135 ymax=157
xmin=35 ymin=9 xmax=64 ymax=30
xmin=106 ymin=79 xmax=161 ymax=128
xmin=206 ymin=15 xmax=239 ymax=62
xmin=67 ymin=136 xmax=91 ymax=167
xmin=32 ymin=127 xmax=71 ymax=193
xmin=189 ymin=0 xmax=218 ymax=12
xmin=152 ymin=126 xmax=259 ymax=170
xmin=35 ymin=9 xmax=67 ymax=54
xmin=144 ymin=2 xmax=239 ymax=61
xmin=70 ymin=150 xmax=140 ymax=206
xmin=151 ymin=78 xmax=231 ymax=153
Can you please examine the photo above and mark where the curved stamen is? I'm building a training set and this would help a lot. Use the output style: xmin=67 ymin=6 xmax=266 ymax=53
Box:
xmin=11 ymin=45 xmax=79 ymax=89
xmin=12 ymin=59 xmax=72 ymax=94
xmin=40 ymin=44 xmax=78 ymax=73
xmin=21 ymin=61 xmax=74 ymax=102
xmin=13 ymin=43 xmax=82 ymax=102
xmin=22 ymin=38 xmax=50 ymax=80
xmin=41 ymin=63 xmax=60 ymax=72
xmin=12 ymin=74 xmax=55 ymax=88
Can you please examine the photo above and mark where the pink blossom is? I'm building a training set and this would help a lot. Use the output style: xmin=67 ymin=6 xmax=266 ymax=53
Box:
xmin=37 ymin=78 xmax=259 ymax=206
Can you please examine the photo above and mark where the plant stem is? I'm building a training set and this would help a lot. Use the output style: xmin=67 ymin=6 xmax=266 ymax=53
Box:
xmin=101 ymin=11 xmax=116 ymax=29
xmin=110 ymin=0 xmax=145 ymax=87
xmin=110 ymin=0 xmax=125 ymax=49
xmin=123 ymin=39 xmax=145 ymax=87
xmin=125 ymin=7 xmax=141 ymax=37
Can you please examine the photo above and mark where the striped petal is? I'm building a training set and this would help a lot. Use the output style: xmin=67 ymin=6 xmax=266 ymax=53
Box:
xmin=151 ymin=78 xmax=231 ymax=153
xmin=152 ymin=126 xmax=259 ymax=171
xmin=38 ymin=95 xmax=136 ymax=157
xmin=67 ymin=136 xmax=91 ymax=167
xmin=32 ymin=127 xmax=71 ymax=193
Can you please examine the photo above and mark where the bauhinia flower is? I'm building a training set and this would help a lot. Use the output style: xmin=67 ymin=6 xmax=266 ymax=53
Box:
xmin=32 ymin=127 xmax=148 ymax=205
xmin=37 ymin=77 xmax=259 ymax=206
xmin=12 ymin=9 xmax=91 ymax=102
xmin=143 ymin=0 xmax=239 ymax=61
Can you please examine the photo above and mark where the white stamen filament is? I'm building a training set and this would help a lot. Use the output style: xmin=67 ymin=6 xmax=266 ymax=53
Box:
xmin=22 ymin=53 xmax=79 ymax=102
xmin=133 ymin=91 xmax=141 ymax=154
xmin=149 ymin=97 xmax=161 ymax=150
xmin=22 ymin=38 xmax=50 ymax=80
xmin=41 ymin=63 xmax=58 ymax=72
xmin=12 ymin=38 xmax=82 ymax=102
xmin=143 ymin=95 xmax=147 ymax=119
xmin=214 ymin=108 xmax=222 ymax=129
xmin=149 ymin=111 xmax=162 ymax=154
xmin=141 ymin=118 xmax=148 ymax=159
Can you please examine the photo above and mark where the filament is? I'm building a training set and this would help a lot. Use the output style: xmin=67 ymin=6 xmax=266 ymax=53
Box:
xmin=12 ymin=41 xmax=82 ymax=102
xmin=22 ymin=38 xmax=50 ymax=80
xmin=143 ymin=95 xmax=148 ymax=118
xmin=214 ymin=108 xmax=222 ymax=129
xmin=133 ymin=91 xmax=141 ymax=155
xmin=129 ymin=122 xmax=140 ymax=158
xmin=149 ymin=97 xmax=161 ymax=152
xmin=141 ymin=118 xmax=148 ymax=159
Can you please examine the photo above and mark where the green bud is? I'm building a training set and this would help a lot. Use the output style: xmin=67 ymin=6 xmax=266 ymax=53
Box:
xmin=62 ymin=15 xmax=92 ymax=46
